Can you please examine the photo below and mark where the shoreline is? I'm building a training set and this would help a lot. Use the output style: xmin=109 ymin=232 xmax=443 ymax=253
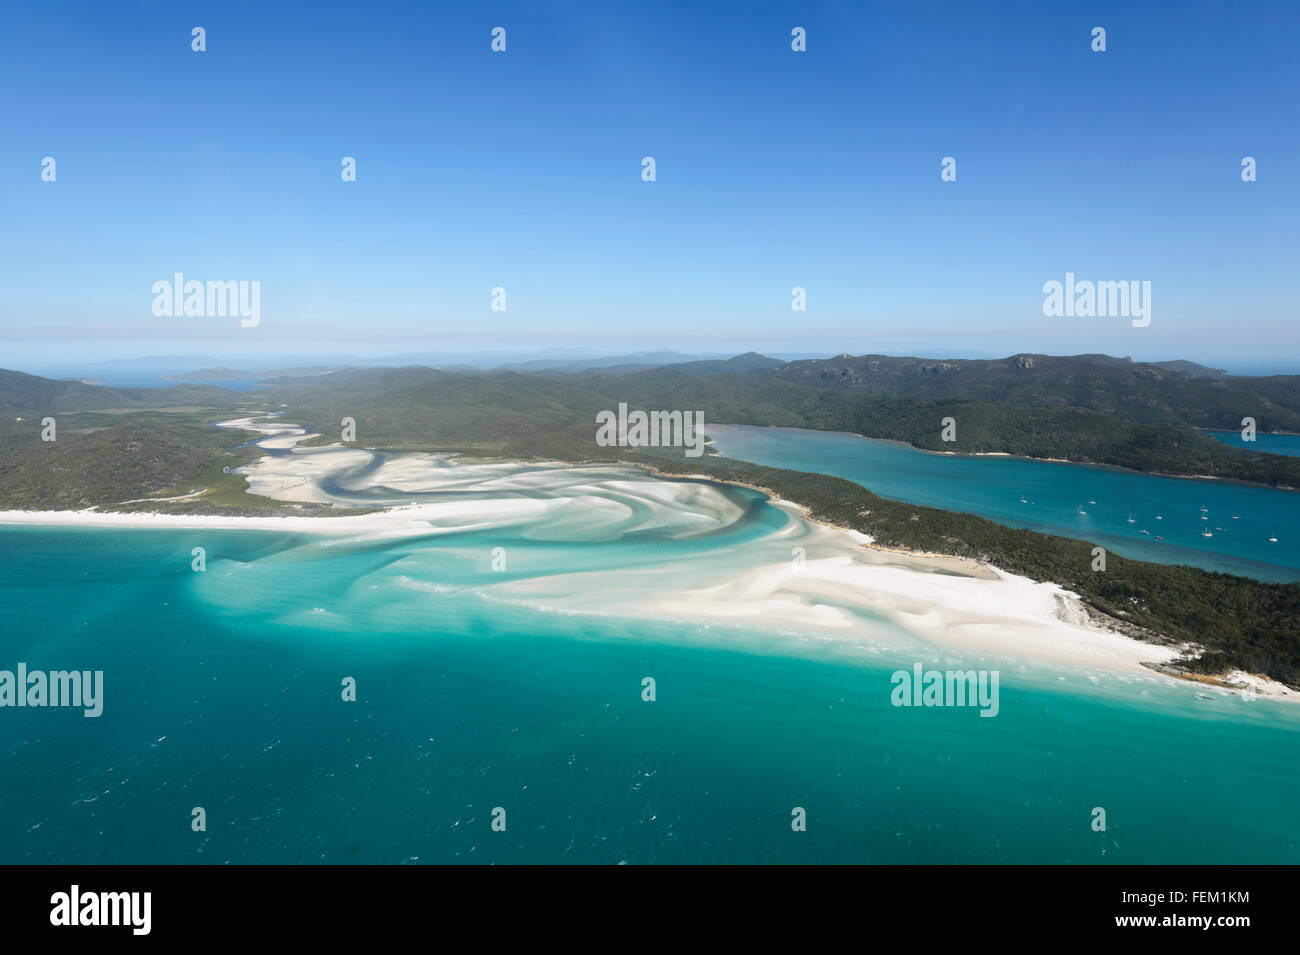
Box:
xmin=1200 ymin=426 xmax=1300 ymax=438
xmin=621 ymin=459 xmax=1299 ymax=697
xmin=706 ymin=422 xmax=1300 ymax=491
xmin=0 ymin=416 xmax=1294 ymax=704
xmin=5 ymin=490 xmax=1285 ymax=700
xmin=618 ymin=459 xmax=999 ymax=574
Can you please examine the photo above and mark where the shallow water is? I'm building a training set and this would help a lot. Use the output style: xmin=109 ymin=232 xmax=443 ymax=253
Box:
xmin=2 ymin=423 xmax=1297 ymax=864
xmin=1 ymin=525 xmax=1297 ymax=864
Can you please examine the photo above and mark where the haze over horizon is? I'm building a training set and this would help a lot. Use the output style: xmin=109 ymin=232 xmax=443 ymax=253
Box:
xmin=9 ymin=347 xmax=1297 ymax=382
xmin=2 ymin=0 xmax=1296 ymax=369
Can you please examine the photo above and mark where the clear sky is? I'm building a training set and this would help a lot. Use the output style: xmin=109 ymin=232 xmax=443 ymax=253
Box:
xmin=1 ymin=0 xmax=1296 ymax=368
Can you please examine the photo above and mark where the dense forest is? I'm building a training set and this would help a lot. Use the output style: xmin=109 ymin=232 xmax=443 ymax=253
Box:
xmin=1 ymin=356 xmax=1298 ymax=685
xmin=247 ymin=356 xmax=1300 ymax=486
xmin=629 ymin=449 xmax=1300 ymax=687
xmin=253 ymin=368 xmax=1300 ymax=687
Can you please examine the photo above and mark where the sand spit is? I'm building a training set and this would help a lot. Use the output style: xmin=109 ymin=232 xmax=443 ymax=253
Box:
xmin=4 ymin=415 xmax=1293 ymax=700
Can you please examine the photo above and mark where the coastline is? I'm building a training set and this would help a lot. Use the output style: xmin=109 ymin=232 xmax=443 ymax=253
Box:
xmin=706 ymin=421 xmax=1300 ymax=491
xmin=5 ymin=484 xmax=1282 ymax=699
xmin=0 ymin=416 xmax=1294 ymax=703
xmin=622 ymin=459 xmax=1300 ymax=698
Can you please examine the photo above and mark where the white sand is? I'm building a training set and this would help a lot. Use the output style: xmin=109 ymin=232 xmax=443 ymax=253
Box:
xmin=6 ymin=414 xmax=1290 ymax=699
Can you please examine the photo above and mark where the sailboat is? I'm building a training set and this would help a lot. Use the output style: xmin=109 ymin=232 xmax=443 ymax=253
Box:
xmin=1076 ymin=504 xmax=1087 ymax=515
xmin=1201 ymin=527 xmax=1213 ymax=538
xmin=1019 ymin=493 xmax=1027 ymax=504
xmin=1126 ymin=514 xmax=1136 ymax=524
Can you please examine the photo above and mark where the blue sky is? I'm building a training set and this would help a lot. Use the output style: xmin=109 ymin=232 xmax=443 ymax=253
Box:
xmin=1 ymin=0 xmax=1296 ymax=369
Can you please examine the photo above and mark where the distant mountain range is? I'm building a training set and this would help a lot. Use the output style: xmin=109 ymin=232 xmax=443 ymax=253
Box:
xmin=3 ymin=352 xmax=1298 ymax=684
xmin=3 ymin=351 xmax=1297 ymax=487
xmin=162 ymin=365 xmax=345 ymax=382
xmin=23 ymin=349 xmax=1238 ymax=386
xmin=0 ymin=368 xmax=234 ymax=412
xmin=26 ymin=349 xmax=756 ymax=382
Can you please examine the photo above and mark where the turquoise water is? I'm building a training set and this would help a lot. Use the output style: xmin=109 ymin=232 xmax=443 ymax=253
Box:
xmin=1205 ymin=429 xmax=1300 ymax=458
xmin=708 ymin=424 xmax=1300 ymax=582
xmin=1 ymin=524 xmax=1298 ymax=864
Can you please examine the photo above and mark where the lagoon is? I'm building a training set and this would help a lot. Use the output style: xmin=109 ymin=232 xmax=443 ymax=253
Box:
xmin=2 ymin=420 xmax=1296 ymax=866
xmin=1204 ymin=429 xmax=1300 ymax=458
xmin=708 ymin=424 xmax=1300 ymax=582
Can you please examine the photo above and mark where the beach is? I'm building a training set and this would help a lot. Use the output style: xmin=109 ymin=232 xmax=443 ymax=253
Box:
xmin=3 ymin=415 xmax=1290 ymax=700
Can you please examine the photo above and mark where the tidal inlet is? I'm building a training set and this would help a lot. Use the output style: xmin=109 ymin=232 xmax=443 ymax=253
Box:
xmin=2 ymin=415 xmax=1298 ymax=866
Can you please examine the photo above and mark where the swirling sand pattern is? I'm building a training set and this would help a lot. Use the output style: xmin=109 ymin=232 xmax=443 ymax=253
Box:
xmin=187 ymin=418 xmax=1200 ymax=683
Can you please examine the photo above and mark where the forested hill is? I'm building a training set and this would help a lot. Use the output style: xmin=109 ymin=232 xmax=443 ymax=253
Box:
xmin=256 ymin=361 xmax=1300 ymax=686
xmin=0 ymin=368 xmax=235 ymax=412
xmin=556 ymin=354 xmax=1300 ymax=487
xmin=736 ymin=353 xmax=1299 ymax=431
xmin=4 ymin=351 xmax=1300 ymax=490
xmin=1 ymin=360 xmax=1298 ymax=683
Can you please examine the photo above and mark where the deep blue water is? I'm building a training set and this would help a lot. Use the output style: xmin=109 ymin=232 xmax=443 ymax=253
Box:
xmin=708 ymin=425 xmax=1300 ymax=582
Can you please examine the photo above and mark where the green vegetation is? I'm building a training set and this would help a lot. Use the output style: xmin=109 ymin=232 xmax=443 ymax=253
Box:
xmin=763 ymin=352 xmax=1300 ymax=432
xmin=1 ymin=359 xmax=1297 ymax=685
xmin=563 ymin=358 xmax=1300 ymax=486
xmin=627 ymin=449 xmax=1300 ymax=688
xmin=0 ymin=412 xmax=266 ymax=511
xmin=0 ymin=368 xmax=239 ymax=414
xmin=244 ymin=356 xmax=1300 ymax=485
xmin=266 ymin=368 xmax=1300 ymax=687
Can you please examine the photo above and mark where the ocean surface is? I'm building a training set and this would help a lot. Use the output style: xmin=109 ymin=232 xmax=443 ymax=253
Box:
xmin=708 ymin=424 xmax=1300 ymax=582
xmin=2 ymin=516 xmax=1298 ymax=864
